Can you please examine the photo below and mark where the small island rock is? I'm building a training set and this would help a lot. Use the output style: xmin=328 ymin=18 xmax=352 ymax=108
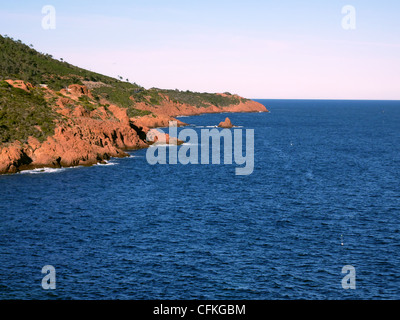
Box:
xmin=218 ymin=117 xmax=234 ymax=128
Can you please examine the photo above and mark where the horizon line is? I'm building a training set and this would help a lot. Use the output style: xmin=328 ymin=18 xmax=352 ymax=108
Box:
xmin=251 ymin=98 xmax=400 ymax=102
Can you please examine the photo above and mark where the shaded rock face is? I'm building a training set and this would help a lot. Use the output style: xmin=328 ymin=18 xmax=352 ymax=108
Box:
xmin=218 ymin=117 xmax=234 ymax=128
xmin=0 ymin=142 xmax=32 ymax=174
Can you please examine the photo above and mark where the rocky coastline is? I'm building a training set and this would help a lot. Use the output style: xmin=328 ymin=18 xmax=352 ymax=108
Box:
xmin=0 ymin=81 xmax=268 ymax=174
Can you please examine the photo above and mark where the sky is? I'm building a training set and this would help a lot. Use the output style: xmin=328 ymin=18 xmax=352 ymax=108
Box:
xmin=0 ymin=0 xmax=399 ymax=99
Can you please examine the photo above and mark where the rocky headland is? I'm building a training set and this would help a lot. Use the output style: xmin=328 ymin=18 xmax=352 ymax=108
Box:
xmin=0 ymin=35 xmax=268 ymax=174
xmin=0 ymin=81 xmax=267 ymax=174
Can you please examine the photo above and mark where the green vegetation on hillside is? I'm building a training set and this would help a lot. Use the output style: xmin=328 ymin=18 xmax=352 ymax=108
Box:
xmin=0 ymin=81 xmax=57 ymax=143
xmin=0 ymin=34 xmax=142 ymax=92
xmin=0 ymin=35 xmax=246 ymax=109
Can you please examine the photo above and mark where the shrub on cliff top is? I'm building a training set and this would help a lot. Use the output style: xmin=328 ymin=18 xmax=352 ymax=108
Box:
xmin=126 ymin=107 xmax=152 ymax=118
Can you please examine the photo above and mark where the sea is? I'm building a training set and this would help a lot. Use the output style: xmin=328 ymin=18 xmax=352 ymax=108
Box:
xmin=0 ymin=99 xmax=399 ymax=300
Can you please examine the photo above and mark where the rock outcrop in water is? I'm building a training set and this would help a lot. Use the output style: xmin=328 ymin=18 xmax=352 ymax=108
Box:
xmin=218 ymin=117 xmax=234 ymax=128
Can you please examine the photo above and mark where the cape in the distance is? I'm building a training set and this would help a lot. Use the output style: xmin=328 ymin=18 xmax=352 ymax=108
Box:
xmin=0 ymin=35 xmax=267 ymax=174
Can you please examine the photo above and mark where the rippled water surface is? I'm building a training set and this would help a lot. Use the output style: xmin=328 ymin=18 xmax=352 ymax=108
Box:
xmin=1 ymin=99 xmax=399 ymax=299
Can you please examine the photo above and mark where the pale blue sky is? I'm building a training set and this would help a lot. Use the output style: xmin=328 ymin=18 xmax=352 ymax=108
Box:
xmin=1 ymin=0 xmax=399 ymax=99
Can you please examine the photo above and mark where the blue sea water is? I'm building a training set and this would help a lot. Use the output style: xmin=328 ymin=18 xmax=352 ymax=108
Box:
xmin=0 ymin=99 xmax=399 ymax=300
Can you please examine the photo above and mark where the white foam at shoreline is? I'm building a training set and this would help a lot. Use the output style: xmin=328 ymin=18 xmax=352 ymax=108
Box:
xmin=192 ymin=125 xmax=218 ymax=128
xmin=181 ymin=143 xmax=198 ymax=146
xmin=18 ymin=167 xmax=69 ymax=174
xmin=17 ymin=159 xmax=121 ymax=174
xmin=94 ymin=161 xmax=117 ymax=166
xmin=149 ymin=143 xmax=179 ymax=148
